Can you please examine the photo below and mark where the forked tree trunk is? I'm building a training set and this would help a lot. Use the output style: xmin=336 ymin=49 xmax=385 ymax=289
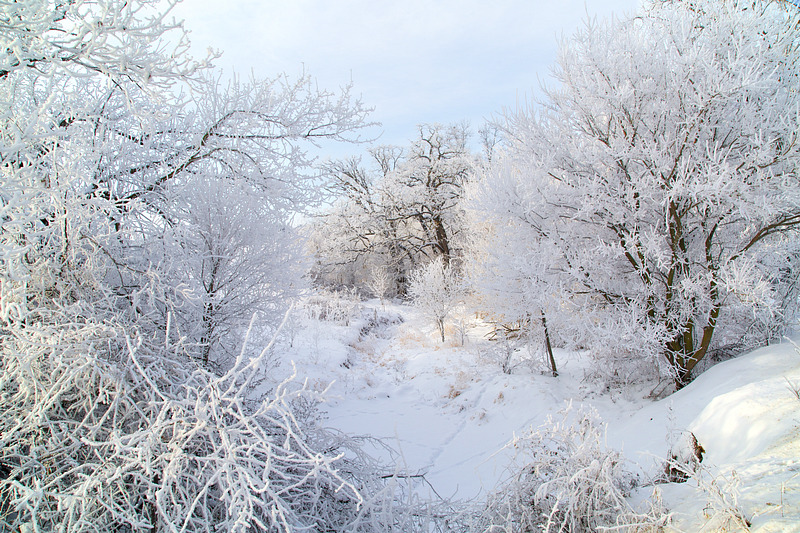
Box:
xmin=669 ymin=299 xmax=721 ymax=390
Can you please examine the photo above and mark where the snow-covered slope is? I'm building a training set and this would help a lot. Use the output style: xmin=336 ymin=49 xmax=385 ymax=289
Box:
xmin=275 ymin=297 xmax=800 ymax=531
xmin=627 ymin=346 xmax=800 ymax=532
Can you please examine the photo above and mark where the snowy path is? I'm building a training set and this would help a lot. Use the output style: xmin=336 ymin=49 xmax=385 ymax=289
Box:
xmin=312 ymin=301 xmax=600 ymax=499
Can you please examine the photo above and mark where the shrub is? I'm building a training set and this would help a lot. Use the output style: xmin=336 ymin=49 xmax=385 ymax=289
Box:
xmin=475 ymin=404 xmax=636 ymax=532
xmin=0 ymin=316 xmax=368 ymax=532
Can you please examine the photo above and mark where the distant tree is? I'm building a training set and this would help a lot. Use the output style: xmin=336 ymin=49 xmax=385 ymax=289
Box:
xmin=367 ymin=264 xmax=392 ymax=306
xmin=389 ymin=122 xmax=474 ymax=266
xmin=478 ymin=123 xmax=503 ymax=163
xmin=312 ymin=147 xmax=410 ymax=293
xmin=313 ymin=123 xmax=475 ymax=294
xmin=472 ymin=0 xmax=800 ymax=389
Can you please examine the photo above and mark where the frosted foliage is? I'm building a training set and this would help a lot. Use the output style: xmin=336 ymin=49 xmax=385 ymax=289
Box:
xmin=0 ymin=0 xmax=372 ymax=367
xmin=475 ymin=404 xmax=633 ymax=532
xmin=408 ymin=257 xmax=465 ymax=342
xmin=472 ymin=0 xmax=800 ymax=387
xmin=164 ymin=175 xmax=307 ymax=368
xmin=311 ymin=123 xmax=474 ymax=293
xmin=0 ymin=0 xmax=200 ymax=87
xmin=0 ymin=320 xmax=368 ymax=532
xmin=0 ymin=0 xmax=380 ymax=530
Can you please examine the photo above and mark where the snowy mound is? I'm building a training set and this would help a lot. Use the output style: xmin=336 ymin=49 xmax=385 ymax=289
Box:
xmin=645 ymin=345 xmax=800 ymax=532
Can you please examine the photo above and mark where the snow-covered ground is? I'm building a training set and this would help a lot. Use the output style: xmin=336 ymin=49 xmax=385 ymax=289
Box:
xmin=273 ymin=296 xmax=800 ymax=531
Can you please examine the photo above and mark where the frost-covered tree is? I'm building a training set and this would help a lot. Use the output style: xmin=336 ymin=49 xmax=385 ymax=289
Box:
xmin=310 ymin=147 xmax=408 ymax=292
xmin=466 ymin=201 xmax=565 ymax=376
xmin=472 ymin=0 xmax=800 ymax=388
xmin=0 ymin=0 xmax=199 ymax=84
xmin=166 ymin=175 xmax=306 ymax=368
xmin=388 ymin=122 xmax=474 ymax=266
xmin=367 ymin=264 xmax=392 ymax=305
xmin=1 ymin=16 xmax=371 ymax=364
xmin=1 ymin=0 xmax=201 ymax=322
xmin=312 ymin=123 xmax=475 ymax=294
xmin=408 ymin=257 xmax=465 ymax=342
xmin=136 ymin=72 xmax=370 ymax=367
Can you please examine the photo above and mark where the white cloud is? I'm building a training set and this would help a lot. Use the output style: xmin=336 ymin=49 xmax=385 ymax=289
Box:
xmin=172 ymin=0 xmax=640 ymax=148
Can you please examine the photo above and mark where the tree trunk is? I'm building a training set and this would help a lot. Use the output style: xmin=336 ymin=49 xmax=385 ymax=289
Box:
xmin=669 ymin=269 xmax=721 ymax=390
xmin=432 ymin=216 xmax=451 ymax=265
xmin=200 ymin=301 xmax=214 ymax=367
xmin=541 ymin=311 xmax=558 ymax=377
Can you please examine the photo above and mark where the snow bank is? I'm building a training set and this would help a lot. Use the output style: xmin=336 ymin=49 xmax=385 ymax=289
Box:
xmin=664 ymin=344 xmax=800 ymax=531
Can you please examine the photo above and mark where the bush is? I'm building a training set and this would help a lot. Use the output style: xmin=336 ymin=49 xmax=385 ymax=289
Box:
xmin=475 ymin=404 xmax=636 ymax=532
xmin=304 ymin=288 xmax=363 ymax=326
xmin=0 ymin=316 xmax=370 ymax=532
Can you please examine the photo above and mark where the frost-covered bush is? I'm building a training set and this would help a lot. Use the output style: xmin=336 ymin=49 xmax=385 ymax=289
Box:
xmin=475 ymin=404 xmax=635 ymax=532
xmin=408 ymin=258 xmax=466 ymax=343
xmin=0 ymin=315 xmax=375 ymax=531
xmin=303 ymin=288 xmax=363 ymax=325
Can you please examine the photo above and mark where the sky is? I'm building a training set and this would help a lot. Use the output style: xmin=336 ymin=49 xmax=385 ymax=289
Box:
xmin=171 ymin=0 xmax=641 ymax=154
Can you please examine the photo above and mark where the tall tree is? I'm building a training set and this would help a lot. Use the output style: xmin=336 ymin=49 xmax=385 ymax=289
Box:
xmin=313 ymin=122 xmax=474 ymax=294
xmin=390 ymin=122 xmax=473 ymax=265
xmin=472 ymin=0 xmax=800 ymax=389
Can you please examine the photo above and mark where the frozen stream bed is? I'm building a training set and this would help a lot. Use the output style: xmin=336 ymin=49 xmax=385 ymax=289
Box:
xmin=272 ymin=297 xmax=800 ymax=531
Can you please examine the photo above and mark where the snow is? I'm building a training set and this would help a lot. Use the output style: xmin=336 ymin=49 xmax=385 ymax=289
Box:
xmin=648 ymin=346 xmax=800 ymax=531
xmin=274 ymin=296 xmax=800 ymax=530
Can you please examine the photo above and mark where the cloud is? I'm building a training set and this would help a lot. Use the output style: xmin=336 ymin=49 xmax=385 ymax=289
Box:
xmin=172 ymin=0 xmax=640 ymax=147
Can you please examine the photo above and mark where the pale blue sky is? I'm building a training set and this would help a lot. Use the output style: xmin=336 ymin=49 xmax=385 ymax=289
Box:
xmin=172 ymin=0 xmax=640 ymax=153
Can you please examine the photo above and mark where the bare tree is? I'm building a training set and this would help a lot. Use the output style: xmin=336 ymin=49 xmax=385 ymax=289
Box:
xmin=313 ymin=123 xmax=475 ymax=294
xmin=408 ymin=257 xmax=466 ymax=342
